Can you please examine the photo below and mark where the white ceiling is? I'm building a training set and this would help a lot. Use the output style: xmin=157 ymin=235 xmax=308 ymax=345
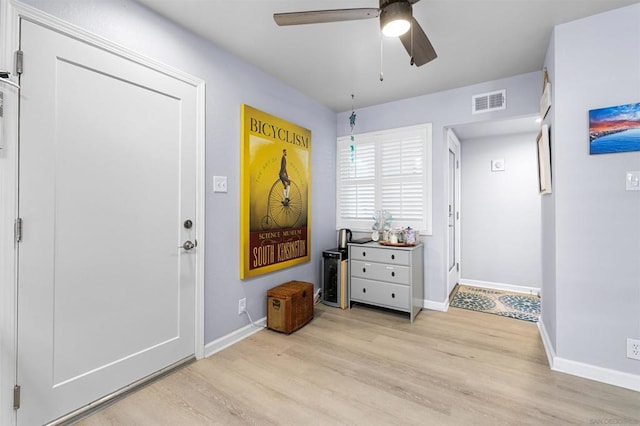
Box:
xmin=135 ymin=0 xmax=638 ymax=114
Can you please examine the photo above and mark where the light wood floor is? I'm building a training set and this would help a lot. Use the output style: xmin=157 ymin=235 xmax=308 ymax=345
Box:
xmin=78 ymin=304 xmax=640 ymax=425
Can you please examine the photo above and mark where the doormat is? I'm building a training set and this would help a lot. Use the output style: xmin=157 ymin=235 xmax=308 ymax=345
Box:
xmin=449 ymin=285 xmax=540 ymax=322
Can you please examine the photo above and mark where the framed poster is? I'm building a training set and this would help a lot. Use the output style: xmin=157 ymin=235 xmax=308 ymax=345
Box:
xmin=537 ymin=124 xmax=552 ymax=195
xmin=240 ymin=105 xmax=311 ymax=279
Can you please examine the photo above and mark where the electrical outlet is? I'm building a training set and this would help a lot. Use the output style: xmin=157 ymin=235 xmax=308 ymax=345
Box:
xmin=627 ymin=338 xmax=640 ymax=360
xmin=238 ymin=298 xmax=246 ymax=315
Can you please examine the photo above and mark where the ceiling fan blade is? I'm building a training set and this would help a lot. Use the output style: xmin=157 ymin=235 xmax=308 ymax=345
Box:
xmin=274 ymin=8 xmax=380 ymax=26
xmin=399 ymin=18 xmax=437 ymax=67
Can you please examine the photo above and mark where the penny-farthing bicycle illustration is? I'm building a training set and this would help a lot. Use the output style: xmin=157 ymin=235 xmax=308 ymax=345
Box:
xmin=261 ymin=179 xmax=303 ymax=229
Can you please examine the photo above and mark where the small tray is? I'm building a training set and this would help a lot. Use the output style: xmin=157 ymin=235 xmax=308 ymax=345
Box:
xmin=352 ymin=237 xmax=373 ymax=244
xmin=378 ymin=241 xmax=416 ymax=247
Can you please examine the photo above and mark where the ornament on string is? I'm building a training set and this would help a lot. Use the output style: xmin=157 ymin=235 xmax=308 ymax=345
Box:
xmin=349 ymin=94 xmax=357 ymax=142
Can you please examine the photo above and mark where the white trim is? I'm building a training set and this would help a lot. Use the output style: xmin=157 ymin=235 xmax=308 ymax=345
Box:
xmin=460 ymin=278 xmax=540 ymax=296
xmin=538 ymin=318 xmax=640 ymax=392
xmin=446 ymin=128 xmax=461 ymax=296
xmin=204 ymin=318 xmax=267 ymax=358
xmin=537 ymin=316 xmax=556 ymax=369
xmin=551 ymin=358 xmax=640 ymax=392
xmin=0 ymin=1 xmax=20 ymax=425
xmin=13 ymin=1 xmax=202 ymax=87
xmin=423 ymin=299 xmax=449 ymax=312
xmin=194 ymin=77 xmax=206 ymax=360
xmin=0 ymin=2 xmax=207 ymax=422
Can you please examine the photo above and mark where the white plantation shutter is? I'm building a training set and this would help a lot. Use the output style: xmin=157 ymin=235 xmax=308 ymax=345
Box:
xmin=337 ymin=136 xmax=376 ymax=220
xmin=380 ymin=130 xmax=425 ymax=222
xmin=336 ymin=124 xmax=432 ymax=234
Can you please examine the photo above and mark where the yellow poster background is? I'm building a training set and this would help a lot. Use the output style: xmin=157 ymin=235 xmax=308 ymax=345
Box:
xmin=240 ymin=105 xmax=311 ymax=279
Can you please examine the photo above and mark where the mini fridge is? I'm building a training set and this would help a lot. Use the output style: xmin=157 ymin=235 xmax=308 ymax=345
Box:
xmin=321 ymin=248 xmax=348 ymax=309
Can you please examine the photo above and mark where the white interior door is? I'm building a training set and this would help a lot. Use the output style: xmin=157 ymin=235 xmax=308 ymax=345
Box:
xmin=447 ymin=129 xmax=461 ymax=296
xmin=17 ymin=20 xmax=198 ymax=425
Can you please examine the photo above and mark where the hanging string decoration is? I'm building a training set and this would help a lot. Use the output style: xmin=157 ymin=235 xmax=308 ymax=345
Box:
xmin=349 ymin=94 xmax=357 ymax=164
xmin=349 ymin=94 xmax=357 ymax=142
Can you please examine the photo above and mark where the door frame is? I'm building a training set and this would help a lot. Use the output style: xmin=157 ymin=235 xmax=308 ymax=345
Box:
xmin=446 ymin=128 xmax=461 ymax=299
xmin=0 ymin=2 xmax=206 ymax=424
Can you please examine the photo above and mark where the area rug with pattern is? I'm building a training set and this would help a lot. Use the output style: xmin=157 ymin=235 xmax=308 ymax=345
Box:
xmin=449 ymin=285 xmax=540 ymax=322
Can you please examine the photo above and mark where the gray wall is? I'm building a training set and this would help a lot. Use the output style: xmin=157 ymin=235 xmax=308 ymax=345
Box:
xmin=460 ymin=132 xmax=541 ymax=289
xmin=545 ymin=4 xmax=640 ymax=375
xmin=337 ymin=72 xmax=542 ymax=305
xmin=20 ymin=0 xmax=337 ymax=344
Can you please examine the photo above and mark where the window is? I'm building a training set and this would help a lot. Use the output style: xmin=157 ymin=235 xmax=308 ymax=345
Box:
xmin=336 ymin=124 xmax=432 ymax=235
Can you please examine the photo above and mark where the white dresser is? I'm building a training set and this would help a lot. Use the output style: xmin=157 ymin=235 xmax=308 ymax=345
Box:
xmin=348 ymin=242 xmax=424 ymax=322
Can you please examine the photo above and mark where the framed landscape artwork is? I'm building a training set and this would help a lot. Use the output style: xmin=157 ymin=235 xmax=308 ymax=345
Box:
xmin=589 ymin=102 xmax=640 ymax=155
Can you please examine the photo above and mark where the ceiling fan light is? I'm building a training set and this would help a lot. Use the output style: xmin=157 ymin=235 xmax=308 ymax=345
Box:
xmin=382 ymin=19 xmax=410 ymax=37
xmin=380 ymin=1 xmax=412 ymax=37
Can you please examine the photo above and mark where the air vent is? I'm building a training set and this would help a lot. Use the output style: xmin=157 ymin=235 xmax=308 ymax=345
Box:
xmin=472 ymin=89 xmax=506 ymax=114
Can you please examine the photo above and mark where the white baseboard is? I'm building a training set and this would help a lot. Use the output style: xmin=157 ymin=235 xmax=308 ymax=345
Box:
xmin=537 ymin=316 xmax=556 ymax=368
xmin=204 ymin=317 xmax=266 ymax=358
xmin=538 ymin=317 xmax=640 ymax=392
xmin=423 ymin=299 xmax=448 ymax=312
xmin=553 ymin=357 xmax=640 ymax=392
xmin=460 ymin=279 xmax=540 ymax=296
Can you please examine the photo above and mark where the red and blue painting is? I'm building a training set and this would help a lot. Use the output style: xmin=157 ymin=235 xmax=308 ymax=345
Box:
xmin=589 ymin=102 xmax=640 ymax=155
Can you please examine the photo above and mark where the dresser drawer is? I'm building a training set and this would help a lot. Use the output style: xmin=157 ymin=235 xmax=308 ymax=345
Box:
xmin=350 ymin=278 xmax=410 ymax=311
xmin=350 ymin=246 xmax=409 ymax=265
xmin=350 ymin=259 xmax=410 ymax=285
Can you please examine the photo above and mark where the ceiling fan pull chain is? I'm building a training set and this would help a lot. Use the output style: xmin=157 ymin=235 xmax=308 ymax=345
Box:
xmin=380 ymin=34 xmax=384 ymax=81
xmin=410 ymin=21 xmax=415 ymax=66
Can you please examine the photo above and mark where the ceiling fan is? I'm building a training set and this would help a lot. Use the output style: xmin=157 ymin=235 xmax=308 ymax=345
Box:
xmin=273 ymin=0 xmax=437 ymax=67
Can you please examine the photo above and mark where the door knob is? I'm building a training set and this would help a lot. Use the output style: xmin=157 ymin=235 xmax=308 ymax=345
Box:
xmin=179 ymin=240 xmax=196 ymax=250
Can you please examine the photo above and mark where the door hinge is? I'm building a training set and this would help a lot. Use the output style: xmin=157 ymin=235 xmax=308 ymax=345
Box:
xmin=15 ymin=50 xmax=23 ymax=75
xmin=456 ymin=211 xmax=459 ymax=220
xmin=456 ymin=160 xmax=459 ymax=169
xmin=456 ymin=263 xmax=460 ymax=272
xmin=15 ymin=217 xmax=23 ymax=243
xmin=13 ymin=385 xmax=20 ymax=410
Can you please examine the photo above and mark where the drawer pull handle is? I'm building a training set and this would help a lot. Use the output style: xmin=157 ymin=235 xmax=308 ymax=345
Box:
xmin=362 ymin=251 xmax=366 ymax=257
xmin=391 ymin=271 xmax=395 ymax=277
xmin=363 ymin=267 xmax=366 ymax=273
xmin=362 ymin=288 xmax=367 ymax=293
xmin=391 ymin=293 xmax=396 ymax=298
xmin=391 ymin=254 xmax=395 ymax=260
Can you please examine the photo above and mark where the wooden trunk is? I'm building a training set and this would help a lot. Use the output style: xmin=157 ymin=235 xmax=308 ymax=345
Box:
xmin=267 ymin=281 xmax=314 ymax=334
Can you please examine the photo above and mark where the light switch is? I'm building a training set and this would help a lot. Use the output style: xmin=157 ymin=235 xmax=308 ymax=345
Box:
xmin=213 ymin=175 xmax=228 ymax=193
xmin=491 ymin=159 xmax=505 ymax=172
xmin=626 ymin=172 xmax=640 ymax=191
